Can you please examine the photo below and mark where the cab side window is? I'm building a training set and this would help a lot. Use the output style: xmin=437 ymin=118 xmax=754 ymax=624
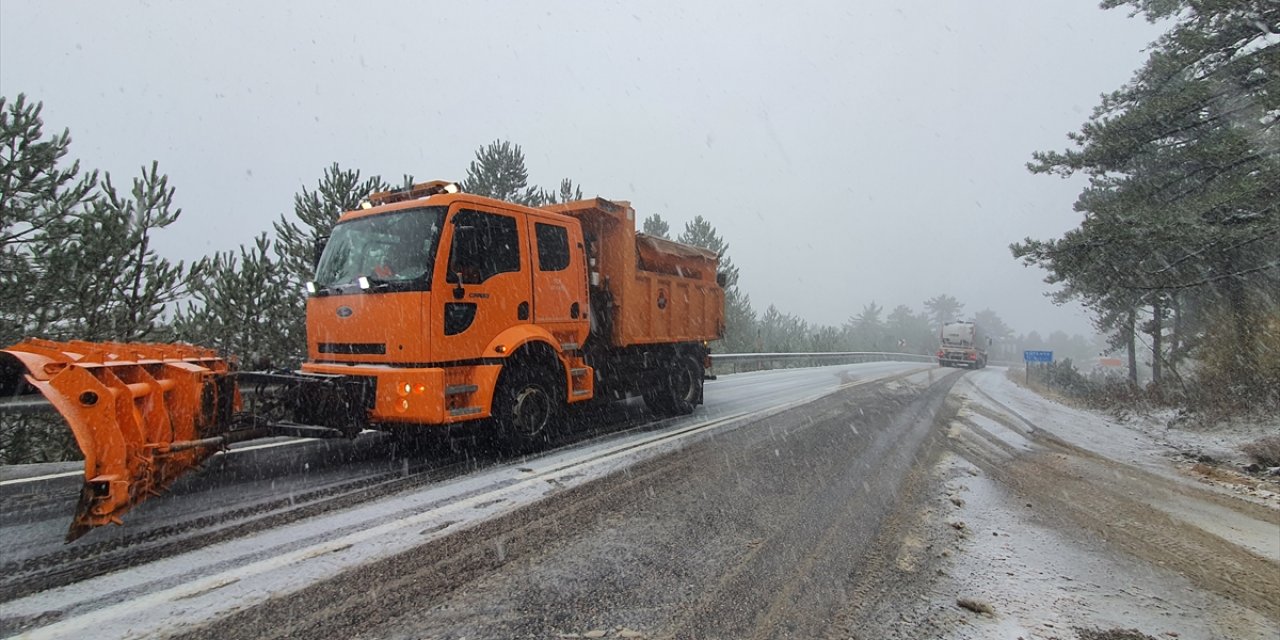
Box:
xmin=535 ymin=222 xmax=570 ymax=272
xmin=448 ymin=209 xmax=520 ymax=284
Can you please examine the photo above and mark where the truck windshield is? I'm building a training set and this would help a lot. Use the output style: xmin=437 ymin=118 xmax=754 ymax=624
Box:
xmin=313 ymin=206 xmax=445 ymax=292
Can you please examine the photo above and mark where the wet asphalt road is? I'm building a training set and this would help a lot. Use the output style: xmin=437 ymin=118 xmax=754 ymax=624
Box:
xmin=0 ymin=361 xmax=926 ymax=604
xmin=181 ymin=369 xmax=962 ymax=639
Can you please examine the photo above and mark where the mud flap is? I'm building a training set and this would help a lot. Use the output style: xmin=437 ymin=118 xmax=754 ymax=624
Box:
xmin=1 ymin=339 xmax=237 ymax=541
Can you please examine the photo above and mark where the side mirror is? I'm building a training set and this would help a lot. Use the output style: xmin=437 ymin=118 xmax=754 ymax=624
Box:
xmin=716 ymin=272 xmax=728 ymax=287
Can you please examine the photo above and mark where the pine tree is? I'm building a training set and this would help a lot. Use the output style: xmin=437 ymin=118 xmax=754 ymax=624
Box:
xmin=31 ymin=162 xmax=188 ymax=341
xmin=273 ymin=163 xmax=391 ymax=285
xmin=923 ymin=294 xmax=964 ymax=330
xmin=462 ymin=140 xmax=541 ymax=205
xmin=461 ymin=140 xmax=583 ymax=206
xmin=677 ymin=215 xmax=756 ymax=352
xmin=886 ymin=305 xmax=934 ymax=354
xmin=642 ymin=214 xmax=671 ymax=239
xmin=1016 ymin=0 xmax=1279 ymax=403
xmin=972 ymin=308 xmax=1015 ymax=360
xmin=678 ymin=216 xmax=739 ymax=288
xmin=810 ymin=325 xmax=842 ymax=352
xmin=844 ymin=302 xmax=886 ymax=351
xmin=174 ymin=234 xmax=301 ymax=368
xmin=971 ymin=309 xmax=1012 ymax=342
xmin=556 ymin=178 xmax=584 ymax=204
xmin=758 ymin=305 xmax=810 ymax=353
xmin=0 ymin=94 xmax=98 ymax=344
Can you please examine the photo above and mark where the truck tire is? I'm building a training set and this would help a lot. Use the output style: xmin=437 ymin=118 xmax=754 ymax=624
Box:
xmin=494 ymin=363 xmax=561 ymax=449
xmin=644 ymin=355 xmax=701 ymax=417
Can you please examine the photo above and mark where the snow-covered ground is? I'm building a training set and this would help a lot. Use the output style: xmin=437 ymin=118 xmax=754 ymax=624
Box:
xmin=979 ymin=368 xmax=1280 ymax=502
xmin=935 ymin=454 xmax=1276 ymax=640
xmin=916 ymin=368 xmax=1280 ymax=640
xmin=1125 ymin=408 xmax=1279 ymax=470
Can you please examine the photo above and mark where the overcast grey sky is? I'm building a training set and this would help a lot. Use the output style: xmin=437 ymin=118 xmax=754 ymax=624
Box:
xmin=0 ymin=1 xmax=1165 ymax=338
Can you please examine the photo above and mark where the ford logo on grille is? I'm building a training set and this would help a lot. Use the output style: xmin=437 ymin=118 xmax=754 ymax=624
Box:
xmin=336 ymin=306 xmax=353 ymax=318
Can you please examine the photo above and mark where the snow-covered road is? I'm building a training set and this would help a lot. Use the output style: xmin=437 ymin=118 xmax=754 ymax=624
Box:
xmin=6 ymin=364 xmax=1273 ymax=640
xmin=0 ymin=360 xmax=931 ymax=638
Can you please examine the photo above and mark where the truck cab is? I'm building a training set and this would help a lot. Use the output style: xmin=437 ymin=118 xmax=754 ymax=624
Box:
xmin=301 ymin=182 xmax=594 ymax=433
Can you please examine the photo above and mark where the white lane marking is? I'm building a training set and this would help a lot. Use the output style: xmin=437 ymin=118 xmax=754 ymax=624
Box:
xmin=0 ymin=470 xmax=81 ymax=486
xmin=0 ymin=439 xmax=314 ymax=487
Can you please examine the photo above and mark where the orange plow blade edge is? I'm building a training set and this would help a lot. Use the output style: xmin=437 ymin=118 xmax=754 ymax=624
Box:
xmin=0 ymin=339 xmax=242 ymax=541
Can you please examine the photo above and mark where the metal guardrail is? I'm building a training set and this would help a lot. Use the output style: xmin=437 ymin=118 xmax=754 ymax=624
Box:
xmin=709 ymin=351 xmax=936 ymax=375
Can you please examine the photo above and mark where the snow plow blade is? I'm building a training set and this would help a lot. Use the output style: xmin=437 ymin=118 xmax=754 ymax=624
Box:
xmin=1 ymin=339 xmax=241 ymax=541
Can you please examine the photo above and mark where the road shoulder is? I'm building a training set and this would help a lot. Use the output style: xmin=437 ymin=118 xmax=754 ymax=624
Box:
xmin=847 ymin=369 xmax=1280 ymax=640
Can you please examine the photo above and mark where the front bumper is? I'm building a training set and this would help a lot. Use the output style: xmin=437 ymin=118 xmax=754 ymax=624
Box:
xmin=301 ymin=361 xmax=500 ymax=424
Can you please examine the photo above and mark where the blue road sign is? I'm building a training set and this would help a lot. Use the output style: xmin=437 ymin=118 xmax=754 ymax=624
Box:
xmin=1023 ymin=350 xmax=1053 ymax=363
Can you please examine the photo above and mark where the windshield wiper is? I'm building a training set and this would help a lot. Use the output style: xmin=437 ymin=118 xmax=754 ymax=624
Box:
xmin=358 ymin=275 xmax=393 ymax=291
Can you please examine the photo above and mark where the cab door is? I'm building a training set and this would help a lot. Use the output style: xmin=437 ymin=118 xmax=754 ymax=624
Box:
xmin=430 ymin=205 xmax=531 ymax=360
xmin=527 ymin=214 xmax=588 ymax=341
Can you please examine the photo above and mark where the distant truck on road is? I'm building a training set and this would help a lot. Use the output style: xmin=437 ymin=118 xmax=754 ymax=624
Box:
xmin=936 ymin=321 xmax=989 ymax=369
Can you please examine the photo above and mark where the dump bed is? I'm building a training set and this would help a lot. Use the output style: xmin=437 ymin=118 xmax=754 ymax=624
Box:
xmin=542 ymin=198 xmax=725 ymax=348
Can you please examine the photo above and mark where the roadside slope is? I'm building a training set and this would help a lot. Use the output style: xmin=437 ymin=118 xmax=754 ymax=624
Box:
xmin=845 ymin=368 xmax=1280 ymax=640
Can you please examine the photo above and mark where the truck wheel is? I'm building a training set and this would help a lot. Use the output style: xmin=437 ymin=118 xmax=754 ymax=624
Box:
xmin=644 ymin=356 xmax=701 ymax=417
xmin=495 ymin=365 xmax=561 ymax=449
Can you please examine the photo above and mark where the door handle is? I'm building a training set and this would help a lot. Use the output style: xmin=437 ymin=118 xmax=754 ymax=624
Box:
xmin=518 ymin=301 xmax=530 ymax=321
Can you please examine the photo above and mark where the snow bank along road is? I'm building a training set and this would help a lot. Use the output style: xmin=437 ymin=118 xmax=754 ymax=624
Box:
xmin=0 ymin=361 xmax=931 ymax=637
xmin=840 ymin=369 xmax=1280 ymax=640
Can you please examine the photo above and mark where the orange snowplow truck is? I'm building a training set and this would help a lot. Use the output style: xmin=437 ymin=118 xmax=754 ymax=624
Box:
xmin=1 ymin=181 xmax=725 ymax=540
